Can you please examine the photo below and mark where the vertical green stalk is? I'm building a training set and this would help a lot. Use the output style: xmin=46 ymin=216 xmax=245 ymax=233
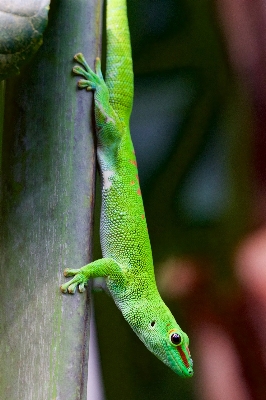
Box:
xmin=0 ymin=80 xmax=5 ymax=172
xmin=0 ymin=0 xmax=103 ymax=399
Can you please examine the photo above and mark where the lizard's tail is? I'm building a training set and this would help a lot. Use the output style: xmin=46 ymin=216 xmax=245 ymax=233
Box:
xmin=105 ymin=0 xmax=133 ymax=122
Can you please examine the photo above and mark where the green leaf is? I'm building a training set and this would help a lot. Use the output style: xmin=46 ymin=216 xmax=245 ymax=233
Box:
xmin=0 ymin=0 xmax=50 ymax=81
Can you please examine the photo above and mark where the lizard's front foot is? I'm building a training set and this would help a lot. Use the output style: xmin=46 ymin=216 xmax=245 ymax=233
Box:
xmin=60 ymin=268 xmax=88 ymax=294
xmin=73 ymin=53 xmax=103 ymax=92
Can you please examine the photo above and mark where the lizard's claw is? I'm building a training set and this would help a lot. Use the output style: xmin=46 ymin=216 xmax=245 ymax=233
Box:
xmin=79 ymin=282 xmax=86 ymax=292
xmin=77 ymin=79 xmax=95 ymax=90
xmin=63 ymin=268 xmax=81 ymax=277
xmin=60 ymin=269 xmax=88 ymax=294
xmin=74 ymin=53 xmax=91 ymax=71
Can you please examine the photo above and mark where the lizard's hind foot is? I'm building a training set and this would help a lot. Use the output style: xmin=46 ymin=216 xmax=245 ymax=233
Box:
xmin=73 ymin=54 xmax=103 ymax=92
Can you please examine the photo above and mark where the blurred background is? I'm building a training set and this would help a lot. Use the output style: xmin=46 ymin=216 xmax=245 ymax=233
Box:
xmin=89 ymin=0 xmax=266 ymax=399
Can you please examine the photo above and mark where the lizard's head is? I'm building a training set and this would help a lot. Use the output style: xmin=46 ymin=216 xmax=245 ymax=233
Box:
xmin=133 ymin=312 xmax=194 ymax=377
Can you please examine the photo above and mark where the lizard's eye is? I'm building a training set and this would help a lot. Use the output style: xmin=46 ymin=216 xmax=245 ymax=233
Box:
xmin=170 ymin=333 xmax=182 ymax=346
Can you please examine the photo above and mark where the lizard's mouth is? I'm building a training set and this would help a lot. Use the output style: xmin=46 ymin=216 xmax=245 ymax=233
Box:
xmin=167 ymin=345 xmax=194 ymax=377
xmin=176 ymin=345 xmax=190 ymax=368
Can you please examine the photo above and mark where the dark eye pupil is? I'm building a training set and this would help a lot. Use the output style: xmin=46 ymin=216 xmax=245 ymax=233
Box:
xmin=151 ymin=320 xmax=156 ymax=327
xmin=171 ymin=333 xmax=181 ymax=345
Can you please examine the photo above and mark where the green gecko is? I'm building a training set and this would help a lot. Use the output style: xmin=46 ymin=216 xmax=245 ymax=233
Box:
xmin=60 ymin=0 xmax=193 ymax=377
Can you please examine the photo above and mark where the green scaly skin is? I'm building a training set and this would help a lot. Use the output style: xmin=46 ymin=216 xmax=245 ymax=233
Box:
xmin=61 ymin=0 xmax=193 ymax=377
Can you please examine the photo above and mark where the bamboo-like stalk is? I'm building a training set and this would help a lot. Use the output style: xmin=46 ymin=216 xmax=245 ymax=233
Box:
xmin=0 ymin=0 xmax=103 ymax=398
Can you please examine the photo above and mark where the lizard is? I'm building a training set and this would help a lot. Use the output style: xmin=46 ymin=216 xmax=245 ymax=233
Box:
xmin=60 ymin=0 xmax=193 ymax=378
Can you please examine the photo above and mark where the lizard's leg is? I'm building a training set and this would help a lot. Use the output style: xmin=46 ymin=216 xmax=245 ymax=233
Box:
xmin=73 ymin=54 xmax=123 ymax=142
xmin=73 ymin=54 xmax=114 ymax=121
xmin=60 ymin=257 xmax=122 ymax=294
